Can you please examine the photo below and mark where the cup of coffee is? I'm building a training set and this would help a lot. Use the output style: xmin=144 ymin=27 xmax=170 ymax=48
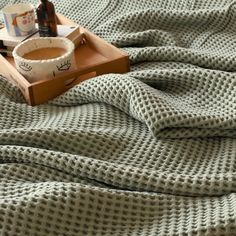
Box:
xmin=2 ymin=3 xmax=36 ymax=37
xmin=12 ymin=37 xmax=75 ymax=82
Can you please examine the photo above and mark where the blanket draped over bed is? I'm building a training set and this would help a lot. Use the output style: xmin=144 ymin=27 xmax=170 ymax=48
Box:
xmin=0 ymin=0 xmax=236 ymax=235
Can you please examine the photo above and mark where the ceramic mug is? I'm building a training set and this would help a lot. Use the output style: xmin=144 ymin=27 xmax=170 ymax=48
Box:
xmin=13 ymin=37 xmax=75 ymax=83
xmin=2 ymin=3 xmax=36 ymax=37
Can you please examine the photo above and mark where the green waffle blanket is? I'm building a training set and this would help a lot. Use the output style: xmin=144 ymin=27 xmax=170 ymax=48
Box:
xmin=0 ymin=0 xmax=236 ymax=235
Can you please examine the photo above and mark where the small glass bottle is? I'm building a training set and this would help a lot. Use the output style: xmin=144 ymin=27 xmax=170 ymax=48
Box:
xmin=36 ymin=0 xmax=58 ymax=37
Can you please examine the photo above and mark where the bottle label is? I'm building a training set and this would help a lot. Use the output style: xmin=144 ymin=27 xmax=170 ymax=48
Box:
xmin=39 ymin=25 xmax=51 ymax=37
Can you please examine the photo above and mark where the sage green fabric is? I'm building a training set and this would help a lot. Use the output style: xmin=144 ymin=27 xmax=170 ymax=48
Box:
xmin=0 ymin=0 xmax=236 ymax=235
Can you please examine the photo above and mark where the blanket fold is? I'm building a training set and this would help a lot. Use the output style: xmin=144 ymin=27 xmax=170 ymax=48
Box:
xmin=0 ymin=0 xmax=236 ymax=235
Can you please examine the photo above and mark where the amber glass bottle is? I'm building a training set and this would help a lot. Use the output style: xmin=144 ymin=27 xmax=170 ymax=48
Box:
xmin=36 ymin=0 xmax=58 ymax=37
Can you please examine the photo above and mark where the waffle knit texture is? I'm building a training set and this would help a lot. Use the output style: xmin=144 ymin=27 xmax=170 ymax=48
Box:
xmin=0 ymin=0 xmax=236 ymax=235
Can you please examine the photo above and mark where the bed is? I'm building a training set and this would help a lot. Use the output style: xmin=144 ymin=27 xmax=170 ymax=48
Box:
xmin=0 ymin=0 xmax=236 ymax=235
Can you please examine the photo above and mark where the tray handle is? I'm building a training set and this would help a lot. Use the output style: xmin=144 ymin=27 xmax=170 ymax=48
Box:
xmin=29 ymin=69 xmax=96 ymax=105
xmin=64 ymin=71 xmax=96 ymax=89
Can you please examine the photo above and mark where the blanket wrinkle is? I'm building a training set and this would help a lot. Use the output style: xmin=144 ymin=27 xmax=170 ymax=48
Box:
xmin=51 ymin=72 xmax=235 ymax=138
xmin=0 ymin=69 xmax=235 ymax=138
xmin=1 ymin=143 xmax=236 ymax=197
xmin=1 ymin=0 xmax=236 ymax=235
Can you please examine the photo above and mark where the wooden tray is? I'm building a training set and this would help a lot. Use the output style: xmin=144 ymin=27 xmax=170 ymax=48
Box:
xmin=0 ymin=14 xmax=130 ymax=105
